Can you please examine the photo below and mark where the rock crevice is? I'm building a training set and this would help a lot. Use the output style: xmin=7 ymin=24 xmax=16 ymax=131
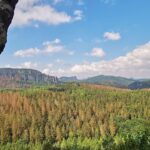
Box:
xmin=0 ymin=0 xmax=18 ymax=54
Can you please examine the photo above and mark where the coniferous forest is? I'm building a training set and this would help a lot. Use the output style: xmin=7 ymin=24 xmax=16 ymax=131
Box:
xmin=0 ymin=83 xmax=150 ymax=150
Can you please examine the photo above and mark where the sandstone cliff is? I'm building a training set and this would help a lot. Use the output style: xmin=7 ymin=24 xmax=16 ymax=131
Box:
xmin=0 ymin=68 xmax=59 ymax=88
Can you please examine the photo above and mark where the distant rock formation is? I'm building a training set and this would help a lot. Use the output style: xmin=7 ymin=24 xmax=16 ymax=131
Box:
xmin=0 ymin=68 xmax=59 ymax=88
xmin=0 ymin=0 xmax=18 ymax=54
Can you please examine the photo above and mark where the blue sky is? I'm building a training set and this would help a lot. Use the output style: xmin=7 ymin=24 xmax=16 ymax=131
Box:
xmin=0 ymin=0 xmax=150 ymax=78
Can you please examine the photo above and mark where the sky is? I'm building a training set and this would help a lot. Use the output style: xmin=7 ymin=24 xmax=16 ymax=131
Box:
xmin=0 ymin=0 xmax=150 ymax=79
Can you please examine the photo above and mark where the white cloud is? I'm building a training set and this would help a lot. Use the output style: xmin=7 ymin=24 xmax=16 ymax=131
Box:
xmin=13 ymin=5 xmax=71 ymax=27
xmin=44 ymin=40 xmax=64 ymax=53
xmin=14 ymin=39 xmax=73 ymax=57
xmin=89 ymin=48 xmax=106 ymax=58
xmin=70 ymin=42 xmax=150 ymax=78
xmin=8 ymin=42 xmax=150 ymax=78
xmin=14 ymin=48 xmax=40 ymax=57
xmin=104 ymin=32 xmax=121 ymax=41
xmin=12 ymin=0 xmax=83 ymax=27
xmin=4 ymin=61 xmax=38 ymax=69
xmin=21 ymin=62 xmax=38 ymax=68
xmin=53 ymin=38 xmax=61 ymax=44
xmin=74 ymin=10 xmax=83 ymax=21
xmin=42 ymin=68 xmax=67 ymax=77
xmin=16 ymin=0 xmax=38 ymax=9
xmin=47 ymin=63 xmax=53 ymax=68
xmin=42 ymin=68 xmax=51 ymax=75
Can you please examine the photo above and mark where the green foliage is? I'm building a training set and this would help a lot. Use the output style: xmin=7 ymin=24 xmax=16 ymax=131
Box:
xmin=82 ymin=75 xmax=135 ymax=88
xmin=0 ymin=83 xmax=150 ymax=149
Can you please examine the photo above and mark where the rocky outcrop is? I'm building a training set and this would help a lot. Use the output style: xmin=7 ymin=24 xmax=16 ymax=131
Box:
xmin=0 ymin=68 xmax=59 ymax=88
xmin=0 ymin=0 xmax=18 ymax=54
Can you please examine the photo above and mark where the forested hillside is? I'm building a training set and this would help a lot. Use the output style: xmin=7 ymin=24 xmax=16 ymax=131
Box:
xmin=0 ymin=84 xmax=149 ymax=150
xmin=81 ymin=75 xmax=135 ymax=88
xmin=128 ymin=80 xmax=150 ymax=90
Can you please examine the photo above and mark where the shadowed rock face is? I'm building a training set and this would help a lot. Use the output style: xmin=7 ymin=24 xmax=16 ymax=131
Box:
xmin=0 ymin=0 xmax=18 ymax=54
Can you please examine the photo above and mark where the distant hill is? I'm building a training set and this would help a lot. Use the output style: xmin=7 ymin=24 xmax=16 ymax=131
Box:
xmin=59 ymin=76 xmax=78 ymax=82
xmin=128 ymin=80 xmax=150 ymax=89
xmin=1 ymin=68 xmax=150 ymax=89
xmin=81 ymin=75 xmax=135 ymax=88
xmin=0 ymin=68 xmax=58 ymax=88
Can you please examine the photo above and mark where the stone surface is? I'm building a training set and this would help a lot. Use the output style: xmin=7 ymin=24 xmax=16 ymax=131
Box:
xmin=0 ymin=0 xmax=18 ymax=54
xmin=0 ymin=68 xmax=59 ymax=88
